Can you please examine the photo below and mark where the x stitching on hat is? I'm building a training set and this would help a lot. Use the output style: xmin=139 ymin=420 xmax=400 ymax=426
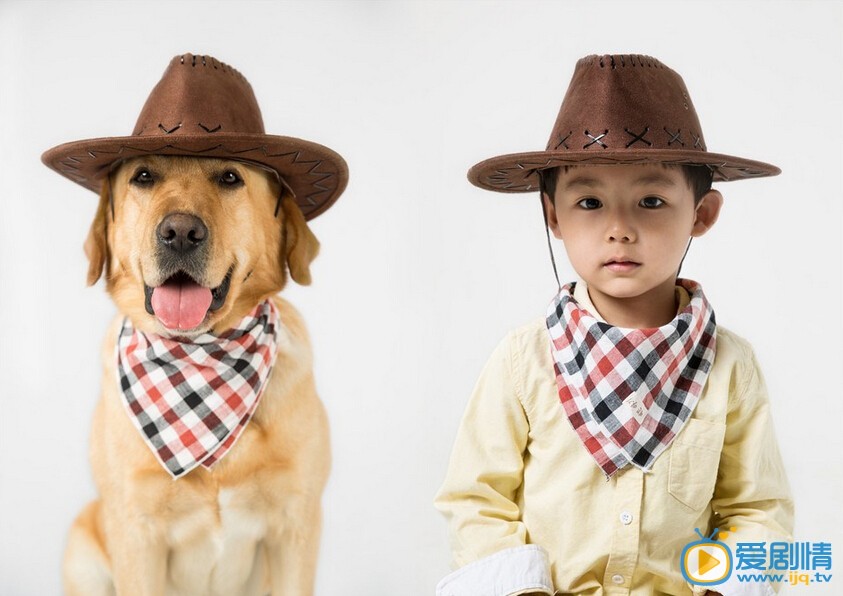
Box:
xmin=584 ymin=129 xmax=609 ymax=149
xmin=664 ymin=127 xmax=684 ymax=146
xmin=550 ymin=131 xmax=573 ymax=150
xmin=692 ymin=133 xmax=705 ymax=150
xmin=624 ymin=127 xmax=652 ymax=148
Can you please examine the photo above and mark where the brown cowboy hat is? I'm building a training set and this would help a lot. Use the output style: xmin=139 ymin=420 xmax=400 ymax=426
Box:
xmin=468 ymin=54 xmax=780 ymax=193
xmin=42 ymin=53 xmax=348 ymax=220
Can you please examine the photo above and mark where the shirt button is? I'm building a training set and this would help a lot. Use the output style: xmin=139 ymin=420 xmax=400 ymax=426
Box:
xmin=620 ymin=511 xmax=633 ymax=525
xmin=612 ymin=574 xmax=625 ymax=585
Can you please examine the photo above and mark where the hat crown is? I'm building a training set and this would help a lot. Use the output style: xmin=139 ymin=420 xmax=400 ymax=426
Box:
xmin=467 ymin=52 xmax=780 ymax=192
xmin=546 ymin=54 xmax=707 ymax=153
xmin=42 ymin=52 xmax=349 ymax=220
xmin=132 ymin=54 xmax=265 ymax=137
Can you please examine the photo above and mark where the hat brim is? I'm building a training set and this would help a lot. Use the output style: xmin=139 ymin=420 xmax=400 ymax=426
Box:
xmin=42 ymin=132 xmax=348 ymax=220
xmin=468 ymin=149 xmax=780 ymax=192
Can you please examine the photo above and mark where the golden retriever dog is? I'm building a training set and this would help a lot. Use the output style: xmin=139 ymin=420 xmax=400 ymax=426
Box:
xmin=63 ymin=155 xmax=329 ymax=596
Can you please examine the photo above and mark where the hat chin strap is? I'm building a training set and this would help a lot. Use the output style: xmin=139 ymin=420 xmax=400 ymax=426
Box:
xmin=231 ymin=159 xmax=294 ymax=219
xmin=540 ymin=194 xmax=563 ymax=291
xmin=107 ymin=178 xmax=115 ymax=221
xmin=676 ymin=237 xmax=693 ymax=279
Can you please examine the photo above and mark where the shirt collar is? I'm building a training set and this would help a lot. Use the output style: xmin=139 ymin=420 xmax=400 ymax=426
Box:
xmin=571 ymin=279 xmax=691 ymax=325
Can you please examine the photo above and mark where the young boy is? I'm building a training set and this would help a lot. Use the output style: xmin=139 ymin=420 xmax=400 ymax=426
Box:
xmin=435 ymin=54 xmax=793 ymax=596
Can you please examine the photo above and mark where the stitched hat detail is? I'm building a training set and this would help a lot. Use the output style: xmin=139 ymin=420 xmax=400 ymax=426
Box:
xmin=468 ymin=54 xmax=780 ymax=192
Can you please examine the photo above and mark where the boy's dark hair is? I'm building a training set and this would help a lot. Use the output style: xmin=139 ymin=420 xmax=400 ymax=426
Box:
xmin=538 ymin=164 xmax=714 ymax=203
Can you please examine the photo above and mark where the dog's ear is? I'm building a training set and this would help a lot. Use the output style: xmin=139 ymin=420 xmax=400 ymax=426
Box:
xmin=281 ymin=195 xmax=319 ymax=285
xmin=84 ymin=181 xmax=110 ymax=286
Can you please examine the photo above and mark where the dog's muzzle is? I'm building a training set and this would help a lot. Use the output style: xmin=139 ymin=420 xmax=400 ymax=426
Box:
xmin=142 ymin=212 xmax=232 ymax=331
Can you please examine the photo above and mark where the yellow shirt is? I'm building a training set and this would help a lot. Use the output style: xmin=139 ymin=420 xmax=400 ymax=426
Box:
xmin=435 ymin=284 xmax=793 ymax=596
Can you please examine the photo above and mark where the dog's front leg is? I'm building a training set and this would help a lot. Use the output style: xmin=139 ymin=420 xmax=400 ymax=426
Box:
xmin=110 ymin=536 xmax=167 ymax=595
xmin=104 ymin=507 xmax=168 ymax=595
xmin=266 ymin=498 xmax=322 ymax=596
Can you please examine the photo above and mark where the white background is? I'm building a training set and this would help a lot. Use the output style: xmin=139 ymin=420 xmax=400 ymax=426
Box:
xmin=1 ymin=1 xmax=841 ymax=595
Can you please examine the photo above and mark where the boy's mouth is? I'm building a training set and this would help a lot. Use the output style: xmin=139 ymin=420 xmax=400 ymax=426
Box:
xmin=604 ymin=258 xmax=640 ymax=273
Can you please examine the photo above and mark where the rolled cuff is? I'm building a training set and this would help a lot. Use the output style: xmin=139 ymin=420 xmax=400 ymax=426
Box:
xmin=717 ymin=574 xmax=776 ymax=596
xmin=436 ymin=544 xmax=553 ymax=596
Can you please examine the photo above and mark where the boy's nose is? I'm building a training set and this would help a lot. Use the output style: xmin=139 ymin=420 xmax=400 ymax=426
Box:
xmin=606 ymin=221 xmax=636 ymax=243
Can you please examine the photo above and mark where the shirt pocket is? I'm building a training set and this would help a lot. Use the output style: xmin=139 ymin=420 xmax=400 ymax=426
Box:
xmin=667 ymin=418 xmax=726 ymax=511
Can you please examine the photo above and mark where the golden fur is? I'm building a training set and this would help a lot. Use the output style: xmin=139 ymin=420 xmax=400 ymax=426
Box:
xmin=64 ymin=156 xmax=330 ymax=596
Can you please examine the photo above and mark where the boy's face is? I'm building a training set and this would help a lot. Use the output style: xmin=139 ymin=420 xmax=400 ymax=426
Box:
xmin=544 ymin=164 xmax=722 ymax=322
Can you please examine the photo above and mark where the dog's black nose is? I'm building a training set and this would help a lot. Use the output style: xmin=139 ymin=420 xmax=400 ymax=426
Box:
xmin=157 ymin=213 xmax=208 ymax=253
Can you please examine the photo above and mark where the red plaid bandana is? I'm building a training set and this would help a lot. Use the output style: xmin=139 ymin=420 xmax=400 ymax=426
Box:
xmin=117 ymin=300 xmax=279 ymax=479
xmin=546 ymin=279 xmax=716 ymax=477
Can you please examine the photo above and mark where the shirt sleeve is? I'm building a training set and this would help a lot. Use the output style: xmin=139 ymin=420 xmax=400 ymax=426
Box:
xmin=434 ymin=333 xmax=553 ymax=596
xmin=708 ymin=343 xmax=795 ymax=596
xmin=714 ymin=575 xmax=776 ymax=596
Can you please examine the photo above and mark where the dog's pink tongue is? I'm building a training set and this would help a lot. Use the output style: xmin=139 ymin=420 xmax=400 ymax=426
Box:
xmin=151 ymin=280 xmax=213 ymax=330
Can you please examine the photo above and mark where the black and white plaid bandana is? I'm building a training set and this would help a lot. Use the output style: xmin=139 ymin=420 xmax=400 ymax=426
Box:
xmin=546 ymin=279 xmax=717 ymax=476
xmin=117 ymin=300 xmax=279 ymax=478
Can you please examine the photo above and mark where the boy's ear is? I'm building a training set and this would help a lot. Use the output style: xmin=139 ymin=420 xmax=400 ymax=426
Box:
xmin=281 ymin=195 xmax=320 ymax=285
xmin=542 ymin=192 xmax=562 ymax=239
xmin=84 ymin=180 xmax=110 ymax=286
xmin=691 ymin=189 xmax=723 ymax=238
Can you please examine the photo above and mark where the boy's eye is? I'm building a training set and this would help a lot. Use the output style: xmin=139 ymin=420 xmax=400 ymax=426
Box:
xmin=130 ymin=168 xmax=155 ymax=187
xmin=576 ymin=197 xmax=602 ymax=210
xmin=640 ymin=196 xmax=665 ymax=208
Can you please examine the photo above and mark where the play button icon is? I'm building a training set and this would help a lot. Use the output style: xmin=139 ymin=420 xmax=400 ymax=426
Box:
xmin=697 ymin=549 xmax=720 ymax=576
xmin=681 ymin=538 xmax=732 ymax=586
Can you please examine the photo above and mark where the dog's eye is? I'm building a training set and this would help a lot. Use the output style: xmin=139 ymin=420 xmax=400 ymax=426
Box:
xmin=219 ymin=170 xmax=243 ymax=187
xmin=131 ymin=168 xmax=155 ymax=187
